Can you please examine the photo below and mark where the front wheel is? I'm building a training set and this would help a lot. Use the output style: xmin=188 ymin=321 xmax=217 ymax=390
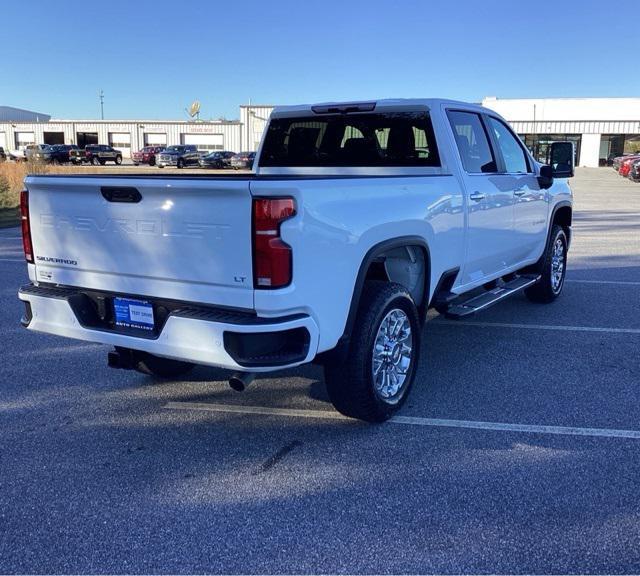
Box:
xmin=177 ymin=158 xmax=184 ymax=169
xmin=324 ymin=281 xmax=421 ymax=422
xmin=115 ymin=155 xmax=122 ymax=165
xmin=525 ymin=225 xmax=568 ymax=303
xmin=91 ymin=156 xmax=100 ymax=166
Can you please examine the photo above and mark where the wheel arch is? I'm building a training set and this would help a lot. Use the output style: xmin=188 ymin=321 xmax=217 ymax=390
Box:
xmin=551 ymin=201 xmax=572 ymax=246
xmin=318 ymin=236 xmax=431 ymax=365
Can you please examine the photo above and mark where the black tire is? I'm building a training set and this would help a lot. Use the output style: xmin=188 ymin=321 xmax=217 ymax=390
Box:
xmin=525 ymin=225 xmax=568 ymax=303
xmin=324 ymin=281 xmax=421 ymax=422
xmin=149 ymin=157 xmax=155 ymax=166
xmin=134 ymin=352 xmax=195 ymax=379
xmin=92 ymin=156 xmax=100 ymax=166
xmin=115 ymin=155 xmax=122 ymax=165
xmin=133 ymin=162 xmax=139 ymax=166
xmin=177 ymin=158 xmax=184 ymax=169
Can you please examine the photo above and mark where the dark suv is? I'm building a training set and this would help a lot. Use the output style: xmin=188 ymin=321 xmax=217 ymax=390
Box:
xmin=156 ymin=145 xmax=200 ymax=168
xmin=29 ymin=144 xmax=79 ymax=164
xmin=198 ymin=150 xmax=235 ymax=168
xmin=50 ymin=144 xmax=80 ymax=164
xmin=70 ymin=145 xmax=123 ymax=165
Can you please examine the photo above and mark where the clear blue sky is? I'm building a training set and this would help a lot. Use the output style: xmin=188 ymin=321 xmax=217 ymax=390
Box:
xmin=2 ymin=0 xmax=637 ymax=120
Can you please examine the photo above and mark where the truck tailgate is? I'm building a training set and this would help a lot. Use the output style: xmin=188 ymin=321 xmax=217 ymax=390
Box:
xmin=25 ymin=176 xmax=254 ymax=309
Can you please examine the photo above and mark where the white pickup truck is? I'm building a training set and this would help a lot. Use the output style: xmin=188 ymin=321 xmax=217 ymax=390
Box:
xmin=18 ymin=99 xmax=574 ymax=422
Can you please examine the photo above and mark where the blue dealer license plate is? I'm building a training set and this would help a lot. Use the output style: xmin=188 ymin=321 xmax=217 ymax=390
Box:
xmin=113 ymin=297 xmax=155 ymax=331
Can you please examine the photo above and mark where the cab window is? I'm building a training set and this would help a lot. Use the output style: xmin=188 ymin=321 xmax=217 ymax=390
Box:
xmin=447 ymin=111 xmax=497 ymax=173
xmin=487 ymin=117 xmax=530 ymax=173
xmin=260 ymin=112 xmax=440 ymax=167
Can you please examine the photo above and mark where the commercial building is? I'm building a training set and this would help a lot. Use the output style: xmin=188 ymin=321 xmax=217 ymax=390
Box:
xmin=481 ymin=97 xmax=640 ymax=167
xmin=1 ymin=98 xmax=639 ymax=166
xmin=0 ymin=114 xmax=242 ymax=159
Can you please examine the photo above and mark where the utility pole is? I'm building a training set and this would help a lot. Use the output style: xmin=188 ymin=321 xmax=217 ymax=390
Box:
xmin=99 ymin=89 xmax=104 ymax=120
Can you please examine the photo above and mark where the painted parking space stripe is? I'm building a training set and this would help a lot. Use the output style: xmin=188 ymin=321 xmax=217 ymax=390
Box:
xmin=164 ymin=402 xmax=640 ymax=440
xmin=566 ymin=279 xmax=640 ymax=286
xmin=431 ymin=320 xmax=640 ymax=334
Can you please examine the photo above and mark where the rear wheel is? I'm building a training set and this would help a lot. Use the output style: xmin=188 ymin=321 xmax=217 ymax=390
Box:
xmin=324 ymin=281 xmax=420 ymax=422
xmin=149 ymin=157 xmax=155 ymax=166
xmin=91 ymin=156 xmax=100 ymax=166
xmin=135 ymin=352 xmax=195 ymax=379
xmin=525 ymin=225 xmax=568 ymax=303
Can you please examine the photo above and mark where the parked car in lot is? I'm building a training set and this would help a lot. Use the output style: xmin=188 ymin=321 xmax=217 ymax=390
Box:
xmin=199 ymin=150 xmax=235 ymax=168
xmin=619 ymin=154 xmax=640 ymax=177
xmin=25 ymin=144 xmax=53 ymax=162
xmin=132 ymin=146 xmax=164 ymax=166
xmin=70 ymin=145 xmax=123 ymax=166
xmin=628 ymin=159 xmax=640 ymax=182
xmin=8 ymin=149 xmax=27 ymax=161
xmin=230 ymin=151 xmax=255 ymax=169
xmin=30 ymin=144 xmax=79 ymax=164
xmin=18 ymin=98 xmax=574 ymax=422
xmin=49 ymin=144 xmax=80 ymax=164
xmin=156 ymin=145 xmax=200 ymax=168
xmin=613 ymin=153 xmax=637 ymax=172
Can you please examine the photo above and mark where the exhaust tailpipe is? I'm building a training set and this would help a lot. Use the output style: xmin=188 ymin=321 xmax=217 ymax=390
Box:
xmin=229 ymin=372 xmax=256 ymax=392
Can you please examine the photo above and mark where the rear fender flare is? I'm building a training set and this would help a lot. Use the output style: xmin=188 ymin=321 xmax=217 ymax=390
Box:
xmin=328 ymin=236 xmax=431 ymax=361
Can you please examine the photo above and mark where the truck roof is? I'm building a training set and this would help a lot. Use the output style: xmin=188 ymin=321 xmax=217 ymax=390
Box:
xmin=270 ymin=98 xmax=489 ymax=118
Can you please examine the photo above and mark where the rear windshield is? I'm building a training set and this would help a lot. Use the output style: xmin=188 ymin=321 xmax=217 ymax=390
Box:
xmin=259 ymin=111 xmax=440 ymax=167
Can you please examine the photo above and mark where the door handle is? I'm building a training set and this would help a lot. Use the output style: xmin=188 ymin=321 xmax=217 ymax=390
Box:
xmin=469 ymin=191 xmax=486 ymax=202
xmin=101 ymin=186 xmax=142 ymax=203
xmin=513 ymin=187 xmax=526 ymax=197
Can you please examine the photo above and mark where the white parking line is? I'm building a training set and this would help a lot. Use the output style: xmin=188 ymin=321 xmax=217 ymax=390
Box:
xmin=432 ymin=320 xmax=640 ymax=334
xmin=164 ymin=402 xmax=640 ymax=439
xmin=566 ymin=279 xmax=640 ymax=286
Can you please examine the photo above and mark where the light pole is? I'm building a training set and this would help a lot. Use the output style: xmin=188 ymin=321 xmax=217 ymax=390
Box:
xmin=99 ymin=90 xmax=104 ymax=120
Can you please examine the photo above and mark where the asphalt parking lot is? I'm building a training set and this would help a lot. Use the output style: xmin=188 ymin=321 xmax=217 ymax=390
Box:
xmin=0 ymin=167 xmax=639 ymax=573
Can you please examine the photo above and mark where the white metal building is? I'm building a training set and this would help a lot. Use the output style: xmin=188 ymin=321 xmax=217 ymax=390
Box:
xmin=482 ymin=97 xmax=640 ymax=167
xmin=2 ymin=98 xmax=639 ymax=166
xmin=240 ymin=105 xmax=274 ymax=152
xmin=0 ymin=118 xmax=243 ymax=159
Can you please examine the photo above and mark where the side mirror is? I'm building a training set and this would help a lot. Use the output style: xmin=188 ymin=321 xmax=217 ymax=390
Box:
xmin=549 ymin=141 xmax=574 ymax=178
xmin=538 ymin=164 xmax=553 ymax=189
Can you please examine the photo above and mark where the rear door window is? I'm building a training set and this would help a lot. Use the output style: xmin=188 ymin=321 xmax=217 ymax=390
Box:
xmin=447 ymin=110 xmax=497 ymax=174
xmin=259 ymin=112 xmax=440 ymax=167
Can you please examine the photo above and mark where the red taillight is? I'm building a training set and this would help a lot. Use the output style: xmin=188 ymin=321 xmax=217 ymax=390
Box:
xmin=252 ymin=197 xmax=296 ymax=288
xmin=20 ymin=190 xmax=33 ymax=263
